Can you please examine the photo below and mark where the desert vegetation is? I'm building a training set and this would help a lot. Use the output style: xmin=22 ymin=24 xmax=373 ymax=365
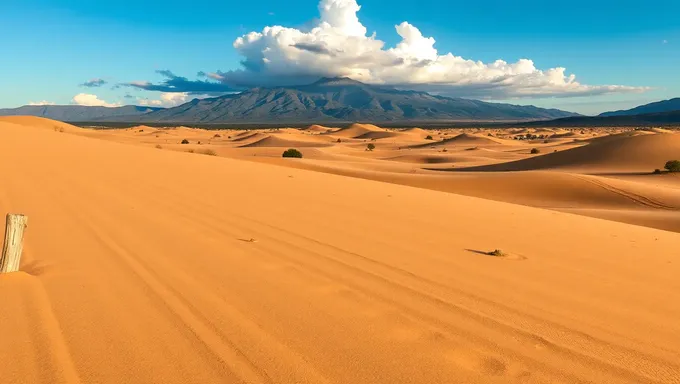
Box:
xmin=282 ymin=148 xmax=303 ymax=158
xmin=665 ymin=160 xmax=680 ymax=172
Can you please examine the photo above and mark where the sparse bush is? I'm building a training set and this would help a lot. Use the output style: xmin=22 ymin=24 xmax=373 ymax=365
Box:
xmin=336 ymin=138 xmax=342 ymax=143
xmin=653 ymin=169 xmax=663 ymax=174
xmin=543 ymin=140 xmax=549 ymax=144
xmin=530 ymin=148 xmax=540 ymax=154
xmin=155 ymin=144 xmax=162 ymax=149
xmin=197 ymin=141 xmax=201 ymax=145
xmin=425 ymin=135 xmax=434 ymax=140
xmin=213 ymin=134 xmax=221 ymax=138
xmin=181 ymin=139 xmax=190 ymax=144
xmin=488 ymin=249 xmax=506 ymax=257
xmin=187 ymin=149 xmax=195 ymax=153
xmin=664 ymin=160 xmax=680 ymax=172
xmin=367 ymin=143 xmax=376 ymax=151
xmin=282 ymin=148 xmax=303 ymax=158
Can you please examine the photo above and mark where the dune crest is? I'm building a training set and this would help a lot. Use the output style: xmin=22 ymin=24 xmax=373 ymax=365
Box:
xmin=1 ymin=118 xmax=679 ymax=383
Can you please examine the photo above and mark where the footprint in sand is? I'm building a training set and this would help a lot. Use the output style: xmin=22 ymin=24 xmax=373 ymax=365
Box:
xmin=447 ymin=349 xmax=508 ymax=376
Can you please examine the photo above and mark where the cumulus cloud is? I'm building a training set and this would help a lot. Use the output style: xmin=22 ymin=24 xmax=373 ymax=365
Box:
xmin=123 ymin=0 xmax=648 ymax=99
xmin=72 ymin=93 xmax=120 ymax=107
xmin=211 ymin=0 xmax=647 ymax=98
xmin=136 ymin=92 xmax=214 ymax=107
xmin=28 ymin=101 xmax=56 ymax=106
xmin=126 ymin=70 xmax=236 ymax=94
xmin=80 ymin=78 xmax=107 ymax=88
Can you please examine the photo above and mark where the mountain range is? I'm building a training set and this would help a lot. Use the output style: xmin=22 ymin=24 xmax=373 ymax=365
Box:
xmin=599 ymin=98 xmax=680 ymax=117
xmin=1 ymin=79 xmax=679 ymax=125
xmin=125 ymin=77 xmax=579 ymax=123
xmin=513 ymin=110 xmax=680 ymax=128
xmin=0 ymin=105 xmax=163 ymax=122
xmin=0 ymin=78 xmax=579 ymax=123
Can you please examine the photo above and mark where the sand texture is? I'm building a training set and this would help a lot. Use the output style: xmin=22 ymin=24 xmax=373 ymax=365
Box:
xmin=1 ymin=117 xmax=679 ymax=383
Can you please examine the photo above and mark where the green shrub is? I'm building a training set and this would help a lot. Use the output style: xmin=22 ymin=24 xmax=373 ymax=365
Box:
xmin=664 ymin=160 xmax=680 ymax=172
xmin=282 ymin=148 xmax=303 ymax=158
xmin=181 ymin=139 xmax=189 ymax=144
xmin=367 ymin=143 xmax=375 ymax=151
xmin=530 ymin=148 xmax=540 ymax=154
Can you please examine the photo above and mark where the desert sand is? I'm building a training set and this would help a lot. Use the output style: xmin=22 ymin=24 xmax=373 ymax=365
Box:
xmin=1 ymin=116 xmax=679 ymax=383
xmin=76 ymin=121 xmax=680 ymax=232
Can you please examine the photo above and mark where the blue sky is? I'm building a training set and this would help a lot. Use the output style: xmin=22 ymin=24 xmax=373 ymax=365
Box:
xmin=1 ymin=0 xmax=678 ymax=114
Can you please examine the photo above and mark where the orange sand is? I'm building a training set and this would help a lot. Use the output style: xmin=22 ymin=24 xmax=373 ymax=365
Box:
xmin=1 ymin=117 xmax=679 ymax=384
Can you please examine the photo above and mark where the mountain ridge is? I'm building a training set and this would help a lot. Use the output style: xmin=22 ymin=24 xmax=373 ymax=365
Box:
xmin=0 ymin=105 xmax=164 ymax=122
xmin=600 ymin=98 xmax=680 ymax=117
xmin=108 ymin=77 xmax=580 ymax=123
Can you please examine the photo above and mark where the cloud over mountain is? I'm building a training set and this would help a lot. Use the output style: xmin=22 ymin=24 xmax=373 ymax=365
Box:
xmin=136 ymin=92 xmax=195 ymax=107
xmin=127 ymin=0 xmax=649 ymax=99
xmin=72 ymin=93 xmax=119 ymax=107
xmin=126 ymin=70 xmax=236 ymax=94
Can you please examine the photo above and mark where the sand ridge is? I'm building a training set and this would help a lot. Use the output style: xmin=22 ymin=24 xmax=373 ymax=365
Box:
xmin=60 ymin=119 xmax=680 ymax=232
xmin=1 ymin=118 xmax=680 ymax=384
xmin=1 ymin=117 xmax=680 ymax=383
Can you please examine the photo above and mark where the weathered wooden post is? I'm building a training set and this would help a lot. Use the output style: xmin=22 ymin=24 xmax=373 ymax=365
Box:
xmin=0 ymin=214 xmax=28 ymax=274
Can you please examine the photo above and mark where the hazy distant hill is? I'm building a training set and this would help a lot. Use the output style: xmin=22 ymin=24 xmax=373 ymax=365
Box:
xmin=513 ymin=110 xmax=680 ymax=127
xmin=122 ymin=77 xmax=579 ymax=123
xmin=0 ymin=105 xmax=164 ymax=122
xmin=600 ymin=98 xmax=680 ymax=117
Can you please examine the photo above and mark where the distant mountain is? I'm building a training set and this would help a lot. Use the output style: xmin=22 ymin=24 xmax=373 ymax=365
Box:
xmin=119 ymin=77 xmax=579 ymax=123
xmin=0 ymin=105 xmax=164 ymax=122
xmin=513 ymin=110 xmax=680 ymax=127
xmin=600 ymin=98 xmax=680 ymax=117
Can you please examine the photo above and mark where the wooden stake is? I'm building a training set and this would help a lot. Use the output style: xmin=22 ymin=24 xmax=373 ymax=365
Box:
xmin=1 ymin=214 xmax=28 ymax=274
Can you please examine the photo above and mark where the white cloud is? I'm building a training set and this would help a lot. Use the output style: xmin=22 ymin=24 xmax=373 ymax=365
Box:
xmin=220 ymin=0 xmax=648 ymax=98
xmin=662 ymin=40 xmax=668 ymax=44
xmin=28 ymin=101 xmax=56 ymax=106
xmin=72 ymin=93 xmax=120 ymax=107
xmin=136 ymin=92 xmax=209 ymax=107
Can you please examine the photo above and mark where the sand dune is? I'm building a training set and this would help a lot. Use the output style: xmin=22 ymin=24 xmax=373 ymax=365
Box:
xmin=305 ymin=124 xmax=333 ymax=133
xmin=240 ymin=134 xmax=333 ymax=148
xmin=410 ymin=133 xmax=504 ymax=148
xmin=1 ymin=118 xmax=679 ymax=384
xmin=461 ymin=131 xmax=680 ymax=172
xmin=329 ymin=123 xmax=386 ymax=138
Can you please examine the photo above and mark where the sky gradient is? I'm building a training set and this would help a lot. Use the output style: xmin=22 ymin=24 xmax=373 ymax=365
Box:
xmin=1 ymin=0 xmax=678 ymax=115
